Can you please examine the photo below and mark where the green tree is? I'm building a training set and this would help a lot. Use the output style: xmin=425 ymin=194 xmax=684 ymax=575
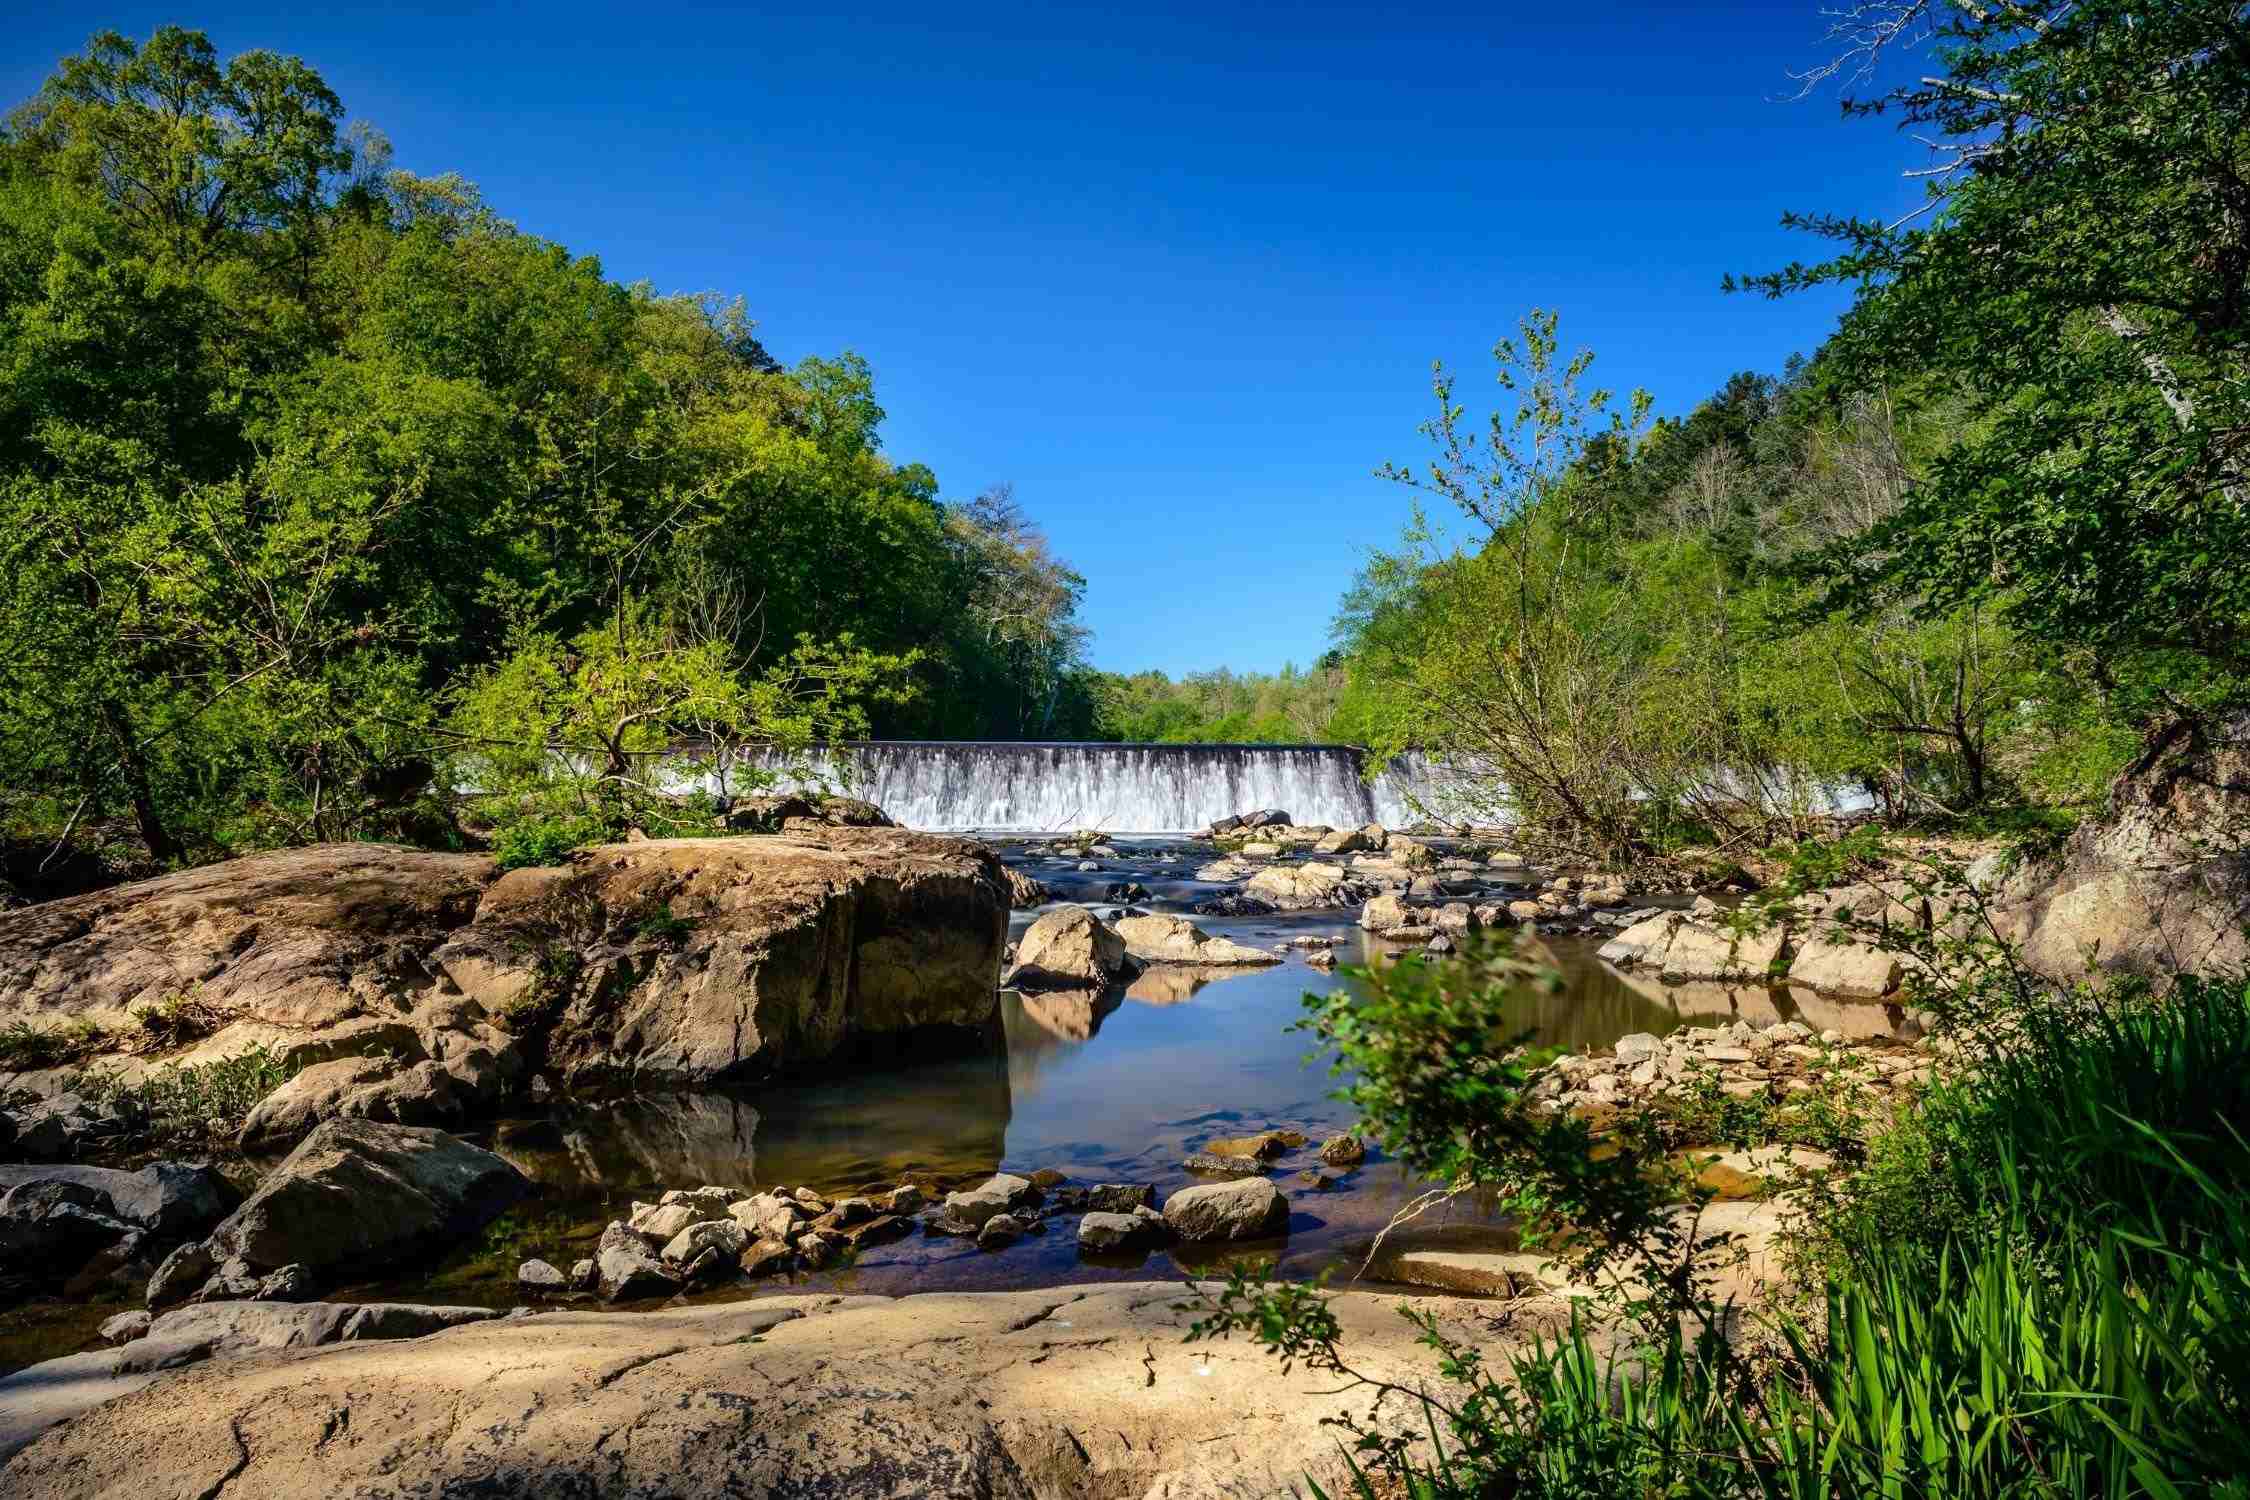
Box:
xmin=1744 ymin=0 xmax=2250 ymax=725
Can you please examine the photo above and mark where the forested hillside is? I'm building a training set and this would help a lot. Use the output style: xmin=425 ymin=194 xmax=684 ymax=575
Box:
xmin=0 ymin=28 xmax=1099 ymax=871
xmin=8 ymin=1 xmax=2247 ymax=880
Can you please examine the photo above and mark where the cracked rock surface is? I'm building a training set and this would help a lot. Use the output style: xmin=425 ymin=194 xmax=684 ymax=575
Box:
xmin=0 ymin=1281 xmax=1570 ymax=1498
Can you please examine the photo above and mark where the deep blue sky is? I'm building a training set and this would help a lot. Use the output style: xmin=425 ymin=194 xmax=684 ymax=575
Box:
xmin=6 ymin=3 xmax=1922 ymax=675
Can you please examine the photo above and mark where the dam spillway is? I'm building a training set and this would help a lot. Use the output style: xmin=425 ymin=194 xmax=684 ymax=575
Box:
xmin=723 ymin=742 xmax=1445 ymax=832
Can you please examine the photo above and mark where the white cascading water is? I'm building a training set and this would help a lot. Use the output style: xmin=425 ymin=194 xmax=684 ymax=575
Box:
xmin=707 ymin=742 xmax=1450 ymax=832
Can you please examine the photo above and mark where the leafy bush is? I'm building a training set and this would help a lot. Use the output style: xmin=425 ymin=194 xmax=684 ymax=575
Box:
xmin=1662 ymin=1044 xmax=1887 ymax=1161
xmin=0 ymin=1017 xmax=109 ymax=1070
xmin=633 ymin=902 xmax=696 ymax=942
xmin=127 ymin=986 xmax=224 ymax=1051
xmin=71 ymin=1044 xmax=297 ymax=1149
xmin=490 ymin=814 xmax=613 ymax=871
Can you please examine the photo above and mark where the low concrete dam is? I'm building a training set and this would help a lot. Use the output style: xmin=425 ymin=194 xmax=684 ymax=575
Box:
xmin=726 ymin=741 xmax=1448 ymax=832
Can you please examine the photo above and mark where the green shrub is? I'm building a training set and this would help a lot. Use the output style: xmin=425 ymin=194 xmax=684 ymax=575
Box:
xmin=127 ymin=986 xmax=223 ymax=1051
xmin=633 ymin=902 xmax=696 ymax=942
xmin=490 ymin=814 xmax=612 ymax=870
xmin=0 ymin=1017 xmax=109 ymax=1070
xmin=71 ymin=1044 xmax=297 ymax=1148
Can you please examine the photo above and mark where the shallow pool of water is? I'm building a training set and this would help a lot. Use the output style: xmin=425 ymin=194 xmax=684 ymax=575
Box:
xmin=334 ymin=840 xmax=1908 ymax=1313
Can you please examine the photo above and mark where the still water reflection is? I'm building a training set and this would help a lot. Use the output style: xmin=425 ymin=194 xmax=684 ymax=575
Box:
xmin=337 ymin=916 xmax=1904 ymax=1311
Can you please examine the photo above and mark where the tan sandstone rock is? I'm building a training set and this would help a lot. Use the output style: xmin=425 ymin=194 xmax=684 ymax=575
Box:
xmin=1112 ymin=913 xmax=1280 ymax=967
xmin=0 ymin=1282 xmax=1585 ymax=1498
xmin=1005 ymin=906 xmax=1129 ymax=990
xmin=0 ymin=830 xmax=1010 ymax=1125
xmin=1244 ymin=861 xmax=1362 ymax=910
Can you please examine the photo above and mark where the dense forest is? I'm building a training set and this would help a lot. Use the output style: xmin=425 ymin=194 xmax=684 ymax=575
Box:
xmin=0 ymin=28 xmax=1104 ymax=870
xmin=6 ymin=0 xmax=2248 ymax=876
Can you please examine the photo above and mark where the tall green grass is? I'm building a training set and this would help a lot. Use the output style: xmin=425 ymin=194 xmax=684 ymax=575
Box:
xmin=1309 ymin=977 xmax=2250 ymax=1499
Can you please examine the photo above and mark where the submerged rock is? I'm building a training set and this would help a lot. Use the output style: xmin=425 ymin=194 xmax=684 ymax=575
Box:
xmin=943 ymin=1173 xmax=1041 ymax=1229
xmin=1004 ymin=868 xmax=1050 ymax=909
xmin=1189 ymin=892 xmax=1278 ymax=917
xmin=1204 ymin=1130 xmax=1304 ymax=1161
xmin=1077 ymin=1206 xmax=1169 ymax=1252
xmin=975 ymin=1213 xmax=1028 ymax=1250
xmin=1085 ymin=1183 xmax=1156 ymax=1213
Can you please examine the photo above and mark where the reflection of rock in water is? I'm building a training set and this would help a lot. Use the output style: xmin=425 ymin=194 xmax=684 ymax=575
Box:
xmin=496 ymin=1053 xmax=1014 ymax=1197
xmin=1006 ymin=986 xmax=1124 ymax=1043
xmin=1594 ymin=962 xmax=1910 ymax=1039
xmin=544 ymin=1092 xmax=764 ymax=1190
xmin=1123 ymin=964 xmax=1262 ymax=1006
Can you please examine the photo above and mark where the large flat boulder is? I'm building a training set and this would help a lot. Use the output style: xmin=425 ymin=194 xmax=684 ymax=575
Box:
xmin=0 ymin=845 xmax=493 ymax=1037
xmin=1993 ymin=715 xmax=2250 ymax=984
xmin=0 ymin=1299 xmax=503 ymax=1464
xmin=0 ymin=1162 xmax=239 ymax=1300
xmin=0 ymin=830 xmax=1010 ymax=1125
xmin=458 ymin=829 xmax=1009 ymax=1088
xmin=0 ymin=1162 xmax=237 ymax=1244
xmin=1243 ymin=861 xmax=1370 ymax=910
xmin=0 ymin=1282 xmax=1578 ymax=1498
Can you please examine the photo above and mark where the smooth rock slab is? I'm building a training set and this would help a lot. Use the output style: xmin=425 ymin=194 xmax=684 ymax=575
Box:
xmin=0 ymin=1300 xmax=501 ymax=1464
xmin=0 ymin=1284 xmax=1576 ymax=1499
xmin=1112 ymin=913 xmax=1280 ymax=967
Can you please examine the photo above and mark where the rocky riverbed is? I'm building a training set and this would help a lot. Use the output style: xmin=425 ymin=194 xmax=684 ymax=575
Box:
xmin=0 ymin=812 xmax=1936 ymax=1488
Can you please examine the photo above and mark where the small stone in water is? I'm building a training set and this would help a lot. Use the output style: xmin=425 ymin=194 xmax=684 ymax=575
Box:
xmin=1085 ymin=1183 xmax=1155 ymax=1213
xmin=977 ymin=1213 xmax=1027 ymax=1250
xmin=517 ymin=1258 xmax=567 ymax=1294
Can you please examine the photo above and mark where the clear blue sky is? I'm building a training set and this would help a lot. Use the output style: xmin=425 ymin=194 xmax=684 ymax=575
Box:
xmin=6 ymin=2 xmax=1921 ymax=676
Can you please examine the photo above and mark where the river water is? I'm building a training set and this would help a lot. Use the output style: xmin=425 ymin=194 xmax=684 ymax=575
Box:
xmin=326 ymin=836 xmax=1909 ymax=1312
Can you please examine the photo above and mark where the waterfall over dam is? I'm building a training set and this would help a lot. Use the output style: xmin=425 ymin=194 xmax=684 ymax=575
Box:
xmin=720 ymin=742 xmax=1448 ymax=832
